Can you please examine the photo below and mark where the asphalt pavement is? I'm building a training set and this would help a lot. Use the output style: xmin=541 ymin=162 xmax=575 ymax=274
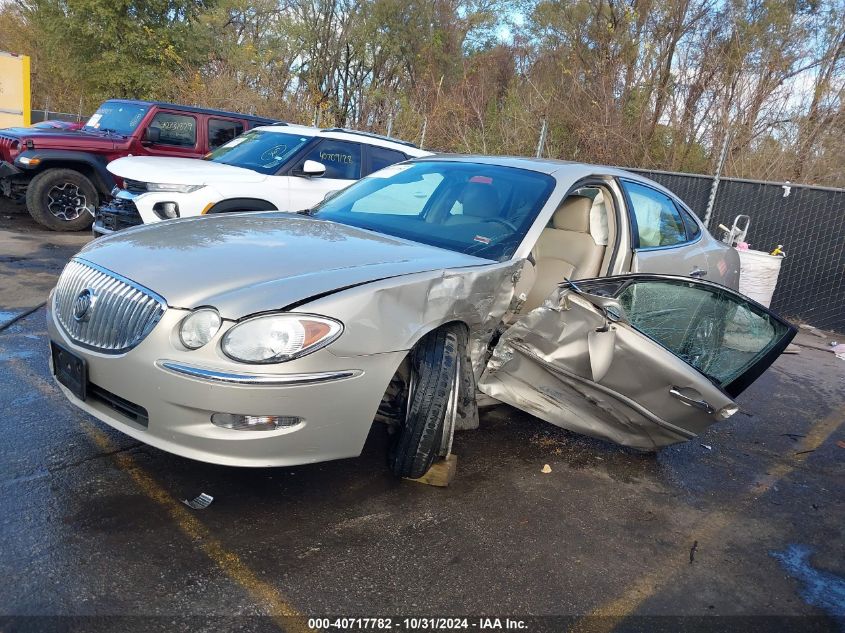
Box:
xmin=0 ymin=206 xmax=843 ymax=633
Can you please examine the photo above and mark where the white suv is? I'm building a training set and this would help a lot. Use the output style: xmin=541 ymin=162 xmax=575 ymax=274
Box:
xmin=93 ymin=125 xmax=431 ymax=235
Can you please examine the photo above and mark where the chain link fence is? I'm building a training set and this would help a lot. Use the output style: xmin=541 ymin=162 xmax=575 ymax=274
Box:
xmin=629 ymin=168 xmax=845 ymax=332
xmin=31 ymin=109 xmax=86 ymax=124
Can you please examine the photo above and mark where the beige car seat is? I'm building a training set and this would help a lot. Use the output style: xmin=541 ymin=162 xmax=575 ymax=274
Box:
xmin=445 ymin=182 xmax=501 ymax=225
xmin=522 ymin=195 xmax=606 ymax=311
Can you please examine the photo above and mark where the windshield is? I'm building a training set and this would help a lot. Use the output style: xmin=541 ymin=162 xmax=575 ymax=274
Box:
xmin=207 ymin=130 xmax=312 ymax=174
xmin=312 ymin=161 xmax=556 ymax=262
xmin=84 ymin=102 xmax=149 ymax=135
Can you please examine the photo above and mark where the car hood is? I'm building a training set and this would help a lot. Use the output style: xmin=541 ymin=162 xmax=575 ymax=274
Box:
xmin=76 ymin=213 xmax=490 ymax=317
xmin=107 ymin=156 xmax=267 ymax=185
xmin=0 ymin=126 xmax=118 ymax=151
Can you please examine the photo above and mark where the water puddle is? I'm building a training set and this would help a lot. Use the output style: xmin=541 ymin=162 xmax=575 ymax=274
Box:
xmin=0 ymin=309 xmax=22 ymax=324
xmin=770 ymin=544 xmax=845 ymax=624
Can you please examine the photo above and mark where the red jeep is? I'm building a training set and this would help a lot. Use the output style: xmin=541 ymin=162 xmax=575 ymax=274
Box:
xmin=0 ymin=99 xmax=278 ymax=231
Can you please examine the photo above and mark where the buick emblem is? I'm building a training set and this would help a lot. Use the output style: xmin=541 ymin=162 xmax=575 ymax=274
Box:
xmin=72 ymin=288 xmax=96 ymax=322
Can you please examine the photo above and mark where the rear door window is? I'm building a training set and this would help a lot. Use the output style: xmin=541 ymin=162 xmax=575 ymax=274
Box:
xmin=623 ymin=181 xmax=687 ymax=248
xmin=368 ymin=146 xmax=407 ymax=174
xmin=208 ymin=119 xmax=244 ymax=150
xmin=148 ymin=112 xmax=197 ymax=148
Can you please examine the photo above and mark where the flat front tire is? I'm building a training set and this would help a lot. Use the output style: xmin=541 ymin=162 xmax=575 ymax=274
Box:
xmin=26 ymin=168 xmax=97 ymax=231
xmin=388 ymin=326 xmax=461 ymax=479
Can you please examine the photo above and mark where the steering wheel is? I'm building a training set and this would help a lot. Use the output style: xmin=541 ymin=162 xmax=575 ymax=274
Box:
xmin=484 ymin=217 xmax=518 ymax=232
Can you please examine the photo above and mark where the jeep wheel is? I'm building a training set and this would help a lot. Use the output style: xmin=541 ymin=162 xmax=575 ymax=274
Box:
xmin=388 ymin=326 xmax=461 ymax=479
xmin=26 ymin=169 xmax=97 ymax=231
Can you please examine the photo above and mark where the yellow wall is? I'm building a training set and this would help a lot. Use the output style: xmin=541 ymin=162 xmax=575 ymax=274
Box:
xmin=0 ymin=52 xmax=31 ymax=128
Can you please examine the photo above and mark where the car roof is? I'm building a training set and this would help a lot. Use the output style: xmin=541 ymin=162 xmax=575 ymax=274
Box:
xmin=103 ymin=99 xmax=279 ymax=124
xmin=406 ymin=154 xmax=689 ymax=205
xmin=250 ymin=123 xmax=430 ymax=156
xmin=410 ymin=154 xmax=655 ymax=179
xmin=252 ymin=123 xmax=322 ymax=136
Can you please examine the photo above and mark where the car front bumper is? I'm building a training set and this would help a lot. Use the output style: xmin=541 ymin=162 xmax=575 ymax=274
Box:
xmin=0 ymin=160 xmax=27 ymax=200
xmin=0 ymin=159 xmax=23 ymax=179
xmin=94 ymin=197 xmax=144 ymax=235
xmin=47 ymin=303 xmax=405 ymax=467
xmin=132 ymin=188 xmax=222 ymax=224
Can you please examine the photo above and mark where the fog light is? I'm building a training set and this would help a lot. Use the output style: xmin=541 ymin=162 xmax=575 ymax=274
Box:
xmin=153 ymin=201 xmax=180 ymax=219
xmin=211 ymin=413 xmax=302 ymax=431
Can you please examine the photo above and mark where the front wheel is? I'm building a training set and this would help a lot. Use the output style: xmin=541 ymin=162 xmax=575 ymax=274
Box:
xmin=388 ymin=326 xmax=462 ymax=479
xmin=26 ymin=168 xmax=97 ymax=231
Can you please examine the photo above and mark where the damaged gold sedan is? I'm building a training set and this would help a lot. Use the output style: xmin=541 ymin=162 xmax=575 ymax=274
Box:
xmin=47 ymin=157 xmax=795 ymax=478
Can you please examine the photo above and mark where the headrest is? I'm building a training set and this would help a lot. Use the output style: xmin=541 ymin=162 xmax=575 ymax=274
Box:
xmin=460 ymin=182 xmax=500 ymax=219
xmin=552 ymin=195 xmax=592 ymax=232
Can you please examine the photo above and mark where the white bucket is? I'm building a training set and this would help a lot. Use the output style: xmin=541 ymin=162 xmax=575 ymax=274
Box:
xmin=738 ymin=249 xmax=783 ymax=308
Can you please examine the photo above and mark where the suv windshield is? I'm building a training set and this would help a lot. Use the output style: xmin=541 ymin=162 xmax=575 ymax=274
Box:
xmin=312 ymin=161 xmax=556 ymax=262
xmin=207 ymin=130 xmax=312 ymax=174
xmin=84 ymin=102 xmax=149 ymax=135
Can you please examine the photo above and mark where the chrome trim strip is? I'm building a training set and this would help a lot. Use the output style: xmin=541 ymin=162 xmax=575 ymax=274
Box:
xmin=156 ymin=361 xmax=363 ymax=386
xmin=74 ymin=259 xmax=167 ymax=305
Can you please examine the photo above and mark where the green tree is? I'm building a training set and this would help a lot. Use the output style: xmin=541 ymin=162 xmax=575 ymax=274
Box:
xmin=20 ymin=0 xmax=211 ymax=110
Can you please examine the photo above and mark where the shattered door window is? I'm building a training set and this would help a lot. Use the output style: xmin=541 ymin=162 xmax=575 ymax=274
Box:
xmin=615 ymin=279 xmax=791 ymax=388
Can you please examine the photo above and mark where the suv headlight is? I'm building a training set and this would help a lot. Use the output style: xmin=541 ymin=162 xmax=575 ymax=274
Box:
xmin=221 ymin=314 xmax=342 ymax=364
xmin=146 ymin=183 xmax=204 ymax=193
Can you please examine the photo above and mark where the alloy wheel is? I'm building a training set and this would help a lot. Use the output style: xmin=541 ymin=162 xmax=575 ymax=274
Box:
xmin=46 ymin=182 xmax=90 ymax=221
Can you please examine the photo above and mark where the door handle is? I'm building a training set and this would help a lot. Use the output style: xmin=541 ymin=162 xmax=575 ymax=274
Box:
xmin=689 ymin=267 xmax=708 ymax=278
xmin=669 ymin=387 xmax=715 ymax=414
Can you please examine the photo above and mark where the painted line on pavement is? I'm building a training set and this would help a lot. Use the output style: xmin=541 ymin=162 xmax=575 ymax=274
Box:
xmin=7 ymin=356 xmax=310 ymax=633
xmin=570 ymin=403 xmax=845 ymax=633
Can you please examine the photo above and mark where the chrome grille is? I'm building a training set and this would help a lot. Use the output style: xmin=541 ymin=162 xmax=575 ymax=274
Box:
xmin=54 ymin=260 xmax=166 ymax=353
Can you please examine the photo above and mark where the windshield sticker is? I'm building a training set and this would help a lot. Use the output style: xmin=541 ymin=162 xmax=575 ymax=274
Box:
xmin=470 ymin=175 xmax=493 ymax=184
xmin=223 ymin=137 xmax=247 ymax=148
xmin=87 ymin=113 xmax=103 ymax=128
xmin=368 ymin=163 xmax=414 ymax=179
xmin=260 ymin=145 xmax=288 ymax=162
xmin=473 ymin=235 xmax=491 ymax=244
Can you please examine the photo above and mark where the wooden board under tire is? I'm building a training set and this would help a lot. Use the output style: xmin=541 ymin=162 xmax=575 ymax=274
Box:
xmin=404 ymin=454 xmax=458 ymax=487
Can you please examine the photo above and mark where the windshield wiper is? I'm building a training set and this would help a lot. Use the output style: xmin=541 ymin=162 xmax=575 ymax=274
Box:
xmin=296 ymin=208 xmax=317 ymax=216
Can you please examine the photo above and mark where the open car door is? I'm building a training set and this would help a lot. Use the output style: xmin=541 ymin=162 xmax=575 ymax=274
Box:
xmin=479 ymin=275 xmax=796 ymax=449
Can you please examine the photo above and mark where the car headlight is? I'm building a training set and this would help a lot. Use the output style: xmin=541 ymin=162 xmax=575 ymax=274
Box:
xmin=179 ymin=308 xmax=222 ymax=349
xmin=221 ymin=314 xmax=342 ymax=364
xmin=145 ymin=183 xmax=204 ymax=193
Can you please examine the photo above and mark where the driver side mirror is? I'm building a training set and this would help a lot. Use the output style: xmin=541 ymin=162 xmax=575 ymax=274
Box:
xmin=142 ymin=126 xmax=161 ymax=146
xmin=296 ymin=160 xmax=326 ymax=178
